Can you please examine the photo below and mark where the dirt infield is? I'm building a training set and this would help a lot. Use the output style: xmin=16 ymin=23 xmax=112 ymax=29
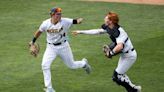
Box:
xmin=85 ymin=0 xmax=164 ymax=5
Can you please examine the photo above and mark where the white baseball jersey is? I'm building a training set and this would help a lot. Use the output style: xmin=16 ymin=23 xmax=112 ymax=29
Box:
xmin=116 ymin=27 xmax=134 ymax=53
xmin=39 ymin=18 xmax=73 ymax=43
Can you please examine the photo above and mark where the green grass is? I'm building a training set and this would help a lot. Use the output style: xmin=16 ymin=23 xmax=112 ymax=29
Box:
xmin=0 ymin=0 xmax=164 ymax=92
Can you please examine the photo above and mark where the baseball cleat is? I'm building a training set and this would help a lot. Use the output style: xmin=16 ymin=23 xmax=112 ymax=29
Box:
xmin=134 ymin=85 xmax=142 ymax=92
xmin=44 ymin=88 xmax=56 ymax=92
xmin=82 ymin=58 xmax=92 ymax=74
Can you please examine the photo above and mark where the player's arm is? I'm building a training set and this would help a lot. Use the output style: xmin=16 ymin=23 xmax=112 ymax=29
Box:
xmin=73 ymin=18 xmax=83 ymax=24
xmin=72 ymin=29 xmax=106 ymax=35
xmin=110 ymin=43 xmax=124 ymax=55
xmin=28 ymin=30 xmax=42 ymax=57
xmin=30 ymin=30 xmax=42 ymax=45
xmin=30 ymin=20 xmax=46 ymax=45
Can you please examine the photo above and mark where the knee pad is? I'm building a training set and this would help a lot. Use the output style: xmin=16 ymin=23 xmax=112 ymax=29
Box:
xmin=112 ymin=70 xmax=117 ymax=82
xmin=112 ymin=70 xmax=136 ymax=92
xmin=112 ymin=70 xmax=122 ymax=85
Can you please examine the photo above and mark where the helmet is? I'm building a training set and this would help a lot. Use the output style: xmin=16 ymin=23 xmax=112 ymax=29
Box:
xmin=49 ymin=7 xmax=62 ymax=15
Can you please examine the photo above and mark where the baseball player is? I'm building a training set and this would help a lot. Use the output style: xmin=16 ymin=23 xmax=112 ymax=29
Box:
xmin=29 ymin=7 xmax=91 ymax=92
xmin=72 ymin=12 xmax=141 ymax=92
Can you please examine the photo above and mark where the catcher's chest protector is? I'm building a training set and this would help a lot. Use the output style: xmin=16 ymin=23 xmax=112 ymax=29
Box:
xmin=106 ymin=25 xmax=120 ymax=43
xmin=101 ymin=24 xmax=120 ymax=43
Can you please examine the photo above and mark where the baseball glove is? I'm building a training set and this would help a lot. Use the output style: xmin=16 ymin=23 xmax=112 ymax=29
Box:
xmin=29 ymin=42 xmax=40 ymax=57
xmin=103 ymin=44 xmax=113 ymax=58
xmin=103 ymin=42 xmax=121 ymax=58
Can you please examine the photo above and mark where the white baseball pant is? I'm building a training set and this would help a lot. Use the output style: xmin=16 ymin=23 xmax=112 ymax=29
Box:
xmin=116 ymin=50 xmax=137 ymax=74
xmin=41 ymin=41 xmax=86 ymax=88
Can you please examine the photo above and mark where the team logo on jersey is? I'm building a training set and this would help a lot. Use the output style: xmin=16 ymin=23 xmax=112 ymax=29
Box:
xmin=47 ymin=27 xmax=63 ymax=33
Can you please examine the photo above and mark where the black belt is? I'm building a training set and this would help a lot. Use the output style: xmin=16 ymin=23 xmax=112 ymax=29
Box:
xmin=125 ymin=48 xmax=134 ymax=53
xmin=48 ymin=40 xmax=66 ymax=46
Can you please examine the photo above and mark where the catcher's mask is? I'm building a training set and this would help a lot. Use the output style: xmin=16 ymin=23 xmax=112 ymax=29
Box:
xmin=50 ymin=7 xmax=62 ymax=15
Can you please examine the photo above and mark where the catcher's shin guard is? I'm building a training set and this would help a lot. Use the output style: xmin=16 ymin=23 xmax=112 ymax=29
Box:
xmin=112 ymin=70 xmax=138 ymax=92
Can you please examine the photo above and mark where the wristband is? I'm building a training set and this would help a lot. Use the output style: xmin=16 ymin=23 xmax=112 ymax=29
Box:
xmin=110 ymin=50 xmax=115 ymax=55
xmin=32 ymin=37 xmax=37 ymax=43
xmin=73 ymin=19 xmax=78 ymax=24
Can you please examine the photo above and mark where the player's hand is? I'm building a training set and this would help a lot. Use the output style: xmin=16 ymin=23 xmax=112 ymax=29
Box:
xmin=77 ymin=18 xmax=83 ymax=24
xmin=29 ymin=41 xmax=40 ymax=57
xmin=72 ymin=31 xmax=79 ymax=36
xmin=29 ymin=41 xmax=34 ymax=47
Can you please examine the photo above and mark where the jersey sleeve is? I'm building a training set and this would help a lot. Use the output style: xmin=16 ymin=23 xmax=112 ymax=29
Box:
xmin=62 ymin=18 xmax=73 ymax=29
xmin=116 ymin=28 xmax=128 ymax=44
xmin=39 ymin=21 xmax=47 ymax=32
xmin=77 ymin=29 xmax=106 ymax=34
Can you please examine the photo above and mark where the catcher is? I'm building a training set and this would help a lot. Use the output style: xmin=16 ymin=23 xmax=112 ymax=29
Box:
xmin=72 ymin=11 xmax=141 ymax=92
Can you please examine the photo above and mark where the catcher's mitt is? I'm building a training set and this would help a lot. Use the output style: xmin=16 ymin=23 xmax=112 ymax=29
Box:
xmin=29 ymin=42 xmax=40 ymax=57
xmin=103 ymin=44 xmax=113 ymax=58
xmin=103 ymin=42 xmax=121 ymax=58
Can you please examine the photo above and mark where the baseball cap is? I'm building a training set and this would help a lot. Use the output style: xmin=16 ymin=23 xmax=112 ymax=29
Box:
xmin=50 ymin=7 xmax=62 ymax=15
